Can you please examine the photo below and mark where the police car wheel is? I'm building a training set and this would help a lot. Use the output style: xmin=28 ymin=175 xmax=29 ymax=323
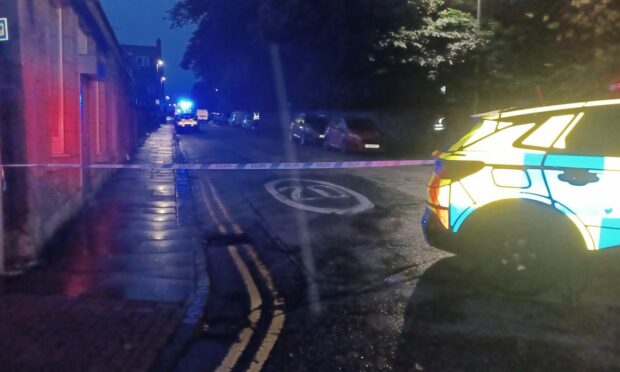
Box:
xmin=466 ymin=204 xmax=584 ymax=297
xmin=477 ymin=225 xmax=555 ymax=296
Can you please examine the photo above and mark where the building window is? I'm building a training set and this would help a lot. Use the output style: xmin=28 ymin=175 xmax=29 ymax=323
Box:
xmin=95 ymin=81 xmax=107 ymax=156
xmin=134 ymin=55 xmax=150 ymax=67
xmin=77 ymin=26 xmax=88 ymax=55
xmin=52 ymin=6 xmax=65 ymax=156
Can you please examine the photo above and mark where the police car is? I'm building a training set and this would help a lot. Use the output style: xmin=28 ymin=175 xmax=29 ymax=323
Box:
xmin=175 ymin=113 xmax=199 ymax=133
xmin=422 ymin=99 xmax=620 ymax=291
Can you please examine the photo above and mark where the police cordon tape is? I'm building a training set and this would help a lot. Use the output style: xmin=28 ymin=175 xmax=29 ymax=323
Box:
xmin=0 ymin=159 xmax=433 ymax=170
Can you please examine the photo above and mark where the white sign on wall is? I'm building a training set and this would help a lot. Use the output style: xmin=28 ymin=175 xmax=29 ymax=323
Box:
xmin=0 ymin=18 xmax=8 ymax=42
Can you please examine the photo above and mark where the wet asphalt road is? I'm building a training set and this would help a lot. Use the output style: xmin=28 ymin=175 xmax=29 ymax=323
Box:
xmin=173 ymin=122 xmax=620 ymax=371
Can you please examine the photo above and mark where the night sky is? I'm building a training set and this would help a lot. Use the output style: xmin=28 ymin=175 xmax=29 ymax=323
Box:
xmin=100 ymin=0 xmax=196 ymax=97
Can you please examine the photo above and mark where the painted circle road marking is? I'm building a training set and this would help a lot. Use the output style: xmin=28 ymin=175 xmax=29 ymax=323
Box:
xmin=265 ymin=178 xmax=374 ymax=215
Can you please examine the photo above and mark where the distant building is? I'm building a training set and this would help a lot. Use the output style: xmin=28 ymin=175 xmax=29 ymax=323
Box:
xmin=122 ymin=40 xmax=165 ymax=129
xmin=0 ymin=0 xmax=139 ymax=270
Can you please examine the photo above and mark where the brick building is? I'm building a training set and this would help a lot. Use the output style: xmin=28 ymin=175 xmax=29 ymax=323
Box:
xmin=123 ymin=40 xmax=166 ymax=130
xmin=0 ymin=0 xmax=139 ymax=270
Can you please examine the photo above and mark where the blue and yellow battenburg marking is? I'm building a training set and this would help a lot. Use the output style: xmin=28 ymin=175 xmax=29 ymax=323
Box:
xmin=428 ymin=98 xmax=620 ymax=251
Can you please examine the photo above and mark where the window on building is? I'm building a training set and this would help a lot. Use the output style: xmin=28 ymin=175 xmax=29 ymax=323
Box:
xmin=134 ymin=55 xmax=150 ymax=67
xmin=77 ymin=26 xmax=88 ymax=55
xmin=95 ymin=81 xmax=106 ymax=156
xmin=51 ymin=6 xmax=66 ymax=156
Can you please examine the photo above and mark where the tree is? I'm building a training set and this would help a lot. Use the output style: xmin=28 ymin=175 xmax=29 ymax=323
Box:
xmin=170 ymin=0 xmax=275 ymax=109
xmin=376 ymin=6 xmax=484 ymax=113
xmin=169 ymin=0 xmax=483 ymax=111
xmin=477 ymin=0 xmax=620 ymax=109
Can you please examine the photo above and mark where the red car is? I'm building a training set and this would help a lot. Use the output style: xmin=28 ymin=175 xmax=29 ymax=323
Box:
xmin=323 ymin=116 xmax=383 ymax=153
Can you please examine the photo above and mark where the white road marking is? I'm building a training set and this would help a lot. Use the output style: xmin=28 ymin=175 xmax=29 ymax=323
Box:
xmin=265 ymin=178 xmax=374 ymax=215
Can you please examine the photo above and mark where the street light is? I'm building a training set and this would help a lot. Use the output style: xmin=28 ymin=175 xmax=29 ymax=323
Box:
xmin=157 ymin=59 xmax=164 ymax=67
xmin=161 ymin=76 xmax=166 ymax=82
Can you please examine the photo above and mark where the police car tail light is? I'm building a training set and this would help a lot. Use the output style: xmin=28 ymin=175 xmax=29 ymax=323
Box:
xmin=429 ymin=155 xmax=484 ymax=227
xmin=437 ymin=185 xmax=451 ymax=207
xmin=428 ymin=185 xmax=451 ymax=208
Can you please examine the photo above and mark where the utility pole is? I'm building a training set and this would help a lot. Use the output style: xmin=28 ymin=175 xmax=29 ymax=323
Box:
xmin=473 ymin=0 xmax=482 ymax=113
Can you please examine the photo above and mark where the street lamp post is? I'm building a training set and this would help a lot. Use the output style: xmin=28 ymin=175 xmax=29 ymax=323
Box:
xmin=157 ymin=59 xmax=165 ymax=119
xmin=160 ymin=76 xmax=166 ymax=119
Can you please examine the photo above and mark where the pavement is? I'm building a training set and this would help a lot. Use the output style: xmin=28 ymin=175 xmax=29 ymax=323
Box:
xmin=0 ymin=125 xmax=205 ymax=371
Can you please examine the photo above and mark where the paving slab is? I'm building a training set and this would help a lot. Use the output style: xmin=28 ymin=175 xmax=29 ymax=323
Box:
xmin=0 ymin=125 xmax=203 ymax=371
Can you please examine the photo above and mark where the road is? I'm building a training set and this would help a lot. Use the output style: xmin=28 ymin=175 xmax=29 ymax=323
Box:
xmin=172 ymin=122 xmax=620 ymax=371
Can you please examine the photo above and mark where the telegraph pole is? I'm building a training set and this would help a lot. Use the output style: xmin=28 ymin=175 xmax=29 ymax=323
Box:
xmin=473 ymin=0 xmax=482 ymax=113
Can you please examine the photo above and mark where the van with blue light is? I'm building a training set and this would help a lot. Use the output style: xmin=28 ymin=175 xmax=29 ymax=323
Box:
xmin=174 ymin=99 xmax=200 ymax=133
xmin=422 ymin=98 xmax=620 ymax=292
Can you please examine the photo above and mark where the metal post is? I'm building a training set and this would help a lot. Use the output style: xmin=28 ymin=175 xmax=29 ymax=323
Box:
xmin=473 ymin=0 xmax=482 ymax=113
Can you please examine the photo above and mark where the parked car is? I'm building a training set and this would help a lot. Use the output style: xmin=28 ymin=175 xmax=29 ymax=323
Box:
xmin=228 ymin=111 xmax=245 ymax=127
xmin=210 ymin=112 xmax=227 ymax=125
xmin=323 ymin=116 xmax=383 ymax=153
xmin=242 ymin=112 xmax=262 ymax=130
xmin=175 ymin=113 xmax=199 ymax=133
xmin=422 ymin=99 xmax=620 ymax=293
xmin=290 ymin=113 xmax=329 ymax=145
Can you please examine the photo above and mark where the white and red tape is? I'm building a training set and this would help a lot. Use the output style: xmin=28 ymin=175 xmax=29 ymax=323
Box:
xmin=0 ymin=159 xmax=433 ymax=170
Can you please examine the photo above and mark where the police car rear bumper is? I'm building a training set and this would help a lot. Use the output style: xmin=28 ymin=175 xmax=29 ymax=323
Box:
xmin=422 ymin=207 xmax=461 ymax=254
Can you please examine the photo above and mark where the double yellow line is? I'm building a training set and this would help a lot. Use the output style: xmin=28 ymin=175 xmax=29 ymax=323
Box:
xmin=199 ymin=178 xmax=285 ymax=372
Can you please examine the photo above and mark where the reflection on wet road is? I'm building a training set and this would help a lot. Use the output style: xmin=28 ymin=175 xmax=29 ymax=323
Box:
xmin=6 ymin=127 xmax=197 ymax=303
